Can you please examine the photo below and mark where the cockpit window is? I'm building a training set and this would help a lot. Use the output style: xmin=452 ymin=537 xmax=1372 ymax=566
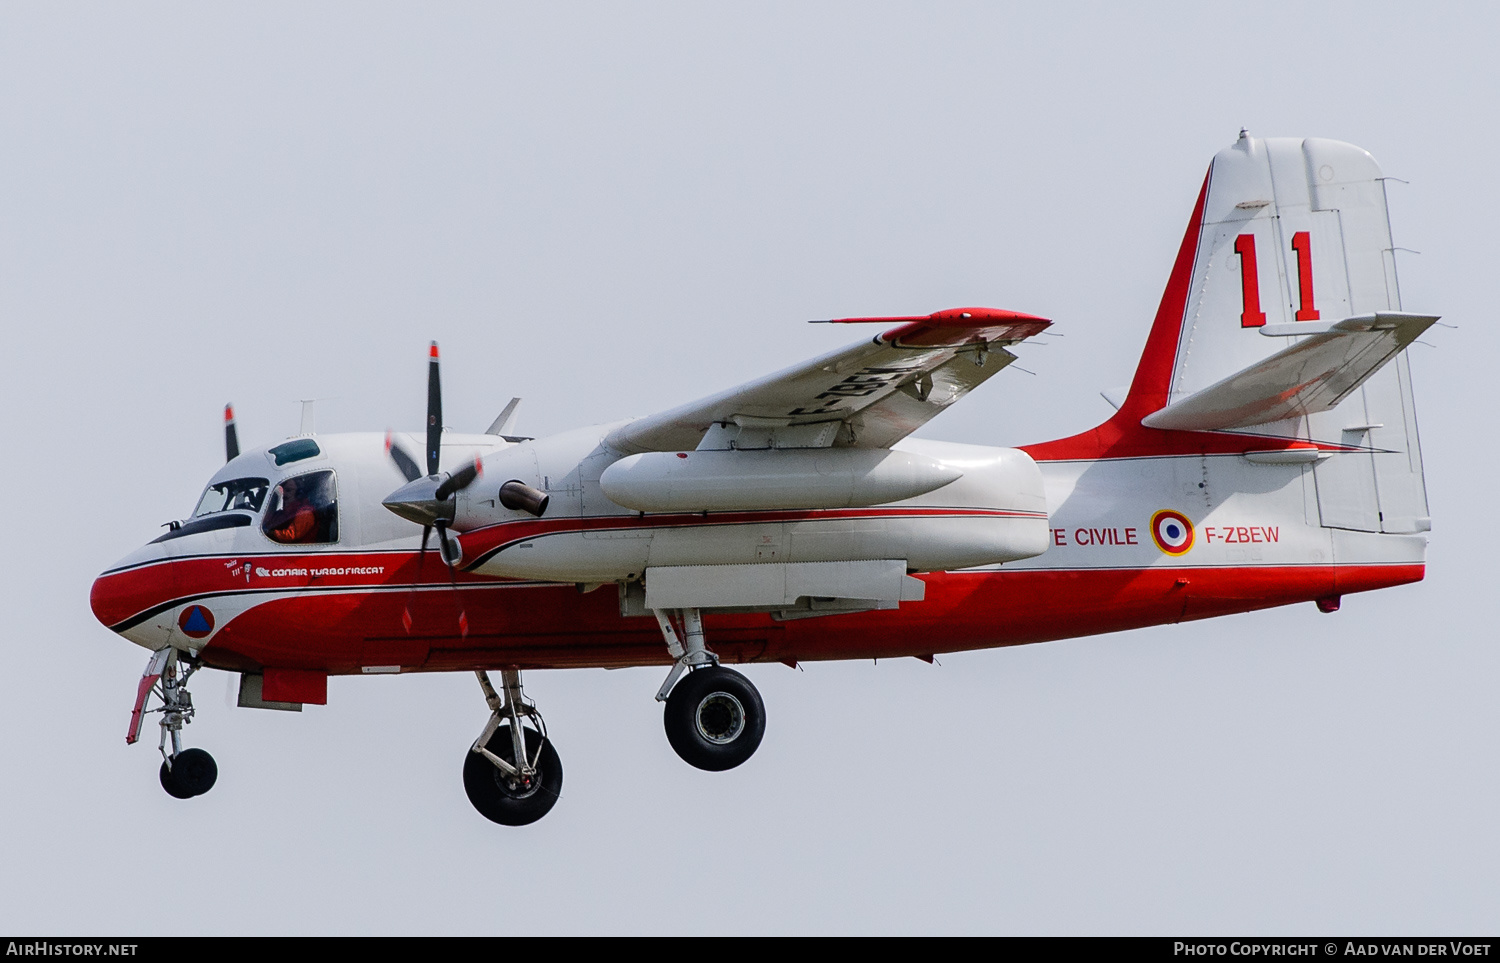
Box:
xmin=261 ymin=470 xmax=339 ymax=545
xmin=193 ymin=477 xmax=270 ymax=517
xmin=269 ymin=438 xmax=321 ymax=466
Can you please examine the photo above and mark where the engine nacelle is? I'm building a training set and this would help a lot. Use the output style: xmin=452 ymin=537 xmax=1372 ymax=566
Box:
xmin=456 ymin=437 xmax=1049 ymax=586
xmin=599 ymin=448 xmax=962 ymax=513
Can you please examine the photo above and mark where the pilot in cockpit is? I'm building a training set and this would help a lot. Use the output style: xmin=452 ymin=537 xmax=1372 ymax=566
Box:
xmin=265 ymin=475 xmax=318 ymax=544
xmin=261 ymin=471 xmax=337 ymax=545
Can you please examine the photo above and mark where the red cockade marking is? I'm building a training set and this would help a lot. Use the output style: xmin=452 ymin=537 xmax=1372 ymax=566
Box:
xmin=1291 ymin=231 xmax=1320 ymax=321
xmin=1235 ymin=234 xmax=1267 ymax=328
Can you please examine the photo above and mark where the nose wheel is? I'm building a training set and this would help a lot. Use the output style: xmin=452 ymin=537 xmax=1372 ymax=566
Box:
xmin=654 ymin=608 xmax=766 ymax=771
xmin=159 ymin=747 xmax=218 ymax=799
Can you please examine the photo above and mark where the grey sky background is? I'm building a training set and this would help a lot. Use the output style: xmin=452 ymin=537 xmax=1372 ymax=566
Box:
xmin=2 ymin=2 xmax=1496 ymax=935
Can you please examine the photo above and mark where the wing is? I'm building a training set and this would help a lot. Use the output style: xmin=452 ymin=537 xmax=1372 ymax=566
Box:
xmin=606 ymin=308 xmax=1051 ymax=454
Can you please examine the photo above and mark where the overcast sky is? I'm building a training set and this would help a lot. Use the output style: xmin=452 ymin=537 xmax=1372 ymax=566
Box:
xmin=2 ymin=2 xmax=1496 ymax=935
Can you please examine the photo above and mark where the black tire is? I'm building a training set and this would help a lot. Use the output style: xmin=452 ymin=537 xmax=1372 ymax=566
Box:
xmin=663 ymin=666 xmax=765 ymax=772
xmin=159 ymin=748 xmax=217 ymax=799
xmin=462 ymin=724 xmax=562 ymax=826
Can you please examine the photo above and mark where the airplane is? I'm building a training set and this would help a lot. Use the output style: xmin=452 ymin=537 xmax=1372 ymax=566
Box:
xmin=90 ymin=132 xmax=1435 ymax=825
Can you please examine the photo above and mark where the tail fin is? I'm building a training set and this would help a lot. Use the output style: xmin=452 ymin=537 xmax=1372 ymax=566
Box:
xmin=1158 ymin=132 xmax=1408 ymax=403
xmin=1026 ymin=132 xmax=1431 ymax=534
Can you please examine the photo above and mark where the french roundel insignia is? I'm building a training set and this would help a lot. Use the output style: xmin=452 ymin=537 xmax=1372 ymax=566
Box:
xmin=1150 ymin=510 xmax=1195 ymax=556
xmin=177 ymin=605 xmax=216 ymax=639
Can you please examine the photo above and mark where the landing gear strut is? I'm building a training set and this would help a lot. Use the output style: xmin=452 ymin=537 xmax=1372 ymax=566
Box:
xmin=133 ymin=648 xmax=218 ymax=799
xmin=654 ymin=608 xmax=766 ymax=771
xmin=462 ymin=669 xmax=562 ymax=826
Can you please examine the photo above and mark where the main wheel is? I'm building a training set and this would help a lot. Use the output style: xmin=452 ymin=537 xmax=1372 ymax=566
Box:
xmin=663 ymin=666 xmax=766 ymax=772
xmin=159 ymin=748 xmax=218 ymax=799
xmin=463 ymin=724 xmax=563 ymax=826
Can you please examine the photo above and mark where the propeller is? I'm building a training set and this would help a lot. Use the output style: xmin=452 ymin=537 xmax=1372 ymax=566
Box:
xmin=382 ymin=342 xmax=488 ymax=567
xmin=224 ymin=404 xmax=240 ymax=462
xmin=381 ymin=341 xmax=549 ymax=641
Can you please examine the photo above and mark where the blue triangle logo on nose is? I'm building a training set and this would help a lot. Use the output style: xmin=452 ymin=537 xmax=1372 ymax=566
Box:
xmin=183 ymin=607 xmax=211 ymax=634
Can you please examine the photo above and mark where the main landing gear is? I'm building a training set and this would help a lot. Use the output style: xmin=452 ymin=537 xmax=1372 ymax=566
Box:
xmin=653 ymin=608 xmax=766 ymax=772
xmin=132 ymin=648 xmax=218 ymax=800
xmin=463 ymin=669 xmax=562 ymax=826
xmin=458 ymin=609 xmax=766 ymax=827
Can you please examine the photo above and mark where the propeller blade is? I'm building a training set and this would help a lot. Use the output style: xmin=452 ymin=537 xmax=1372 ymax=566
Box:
xmin=417 ymin=524 xmax=432 ymax=567
xmin=224 ymin=404 xmax=240 ymax=462
xmin=435 ymin=519 xmax=462 ymax=567
xmin=426 ymin=341 xmax=442 ymax=477
xmin=385 ymin=432 xmax=423 ymax=483
xmin=434 ymin=459 xmax=482 ymax=501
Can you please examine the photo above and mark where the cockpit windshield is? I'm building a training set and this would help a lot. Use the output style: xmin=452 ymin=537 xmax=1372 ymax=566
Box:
xmin=193 ymin=477 xmax=270 ymax=517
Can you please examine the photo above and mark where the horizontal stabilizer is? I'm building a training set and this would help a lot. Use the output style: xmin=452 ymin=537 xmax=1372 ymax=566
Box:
xmin=1140 ymin=313 xmax=1437 ymax=432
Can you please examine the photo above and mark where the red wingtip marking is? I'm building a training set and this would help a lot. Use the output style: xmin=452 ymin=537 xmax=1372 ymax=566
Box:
xmin=825 ymin=307 xmax=1051 ymax=326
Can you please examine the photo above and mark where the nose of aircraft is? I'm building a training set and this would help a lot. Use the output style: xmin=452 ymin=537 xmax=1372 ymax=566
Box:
xmin=91 ymin=542 xmax=177 ymax=647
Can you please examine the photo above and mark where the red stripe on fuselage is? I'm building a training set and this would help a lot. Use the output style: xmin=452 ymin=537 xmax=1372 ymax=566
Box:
xmin=143 ymin=561 xmax=1420 ymax=674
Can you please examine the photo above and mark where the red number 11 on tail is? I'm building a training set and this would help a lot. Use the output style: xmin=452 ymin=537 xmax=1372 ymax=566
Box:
xmin=1234 ymin=231 xmax=1320 ymax=328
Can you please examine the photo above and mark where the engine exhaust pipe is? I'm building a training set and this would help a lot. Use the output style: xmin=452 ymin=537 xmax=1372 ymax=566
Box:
xmin=499 ymin=480 xmax=550 ymax=517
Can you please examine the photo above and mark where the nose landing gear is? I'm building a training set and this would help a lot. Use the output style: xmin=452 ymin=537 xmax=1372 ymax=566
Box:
xmin=130 ymin=647 xmax=218 ymax=800
xmin=463 ymin=669 xmax=562 ymax=826
xmin=653 ymin=608 xmax=766 ymax=772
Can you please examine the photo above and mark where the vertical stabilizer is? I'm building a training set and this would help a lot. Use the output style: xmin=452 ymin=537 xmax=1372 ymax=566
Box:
xmin=1025 ymin=133 xmax=1430 ymax=535
xmin=1165 ymin=133 xmax=1404 ymax=404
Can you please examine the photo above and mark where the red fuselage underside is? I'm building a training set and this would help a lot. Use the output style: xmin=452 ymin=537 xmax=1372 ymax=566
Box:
xmin=92 ymin=551 xmax=1421 ymax=674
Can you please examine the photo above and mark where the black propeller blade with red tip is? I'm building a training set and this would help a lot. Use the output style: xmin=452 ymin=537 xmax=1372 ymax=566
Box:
xmin=426 ymin=341 xmax=443 ymax=477
xmin=382 ymin=341 xmax=486 ymax=566
xmin=224 ymin=404 xmax=240 ymax=462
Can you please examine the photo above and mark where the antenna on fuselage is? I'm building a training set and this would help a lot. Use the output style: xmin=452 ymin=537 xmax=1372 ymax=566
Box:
xmin=486 ymin=397 xmax=522 ymax=437
xmin=299 ymin=400 xmax=316 ymax=436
